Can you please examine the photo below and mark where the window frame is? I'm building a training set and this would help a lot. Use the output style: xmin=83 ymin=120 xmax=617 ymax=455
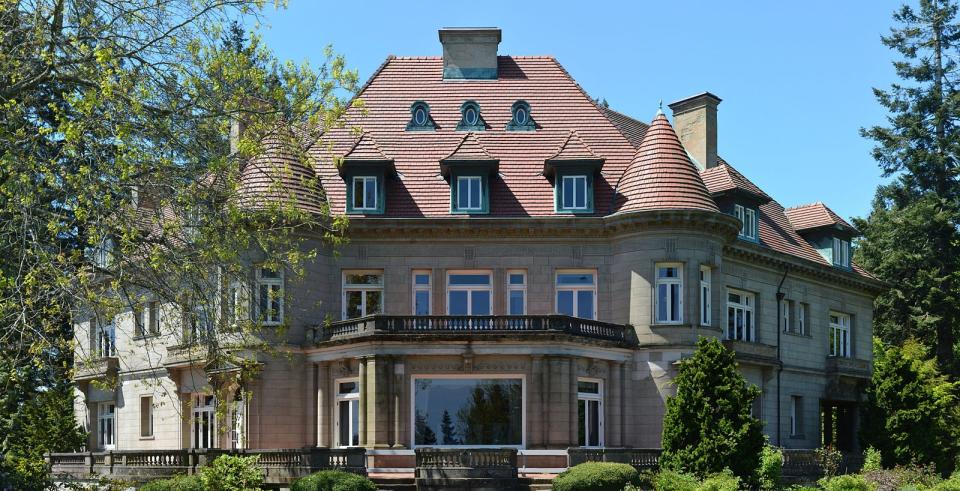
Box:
xmin=335 ymin=378 xmax=361 ymax=448
xmin=700 ymin=265 xmax=712 ymax=327
xmin=654 ymin=263 xmax=684 ymax=325
xmin=256 ymin=267 xmax=284 ymax=326
xmin=351 ymin=175 xmax=379 ymax=211
xmin=406 ymin=101 xmax=436 ymax=131
xmin=577 ymin=378 xmax=604 ymax=448
xmin=726 ymin=288 xmax=756 ymax=342
xmin=148 ymin=301 xmax=160 ymax=335
xmin=191 ymin=393 xmax=217 ymax=449
xmin=342 ymin=270 xmax=385 ymax=320
xmin=781 ymin=299 xmax=792 ymax=333
xmin=412 ymin=270 xmax=432 ymax=316
xmin=832 ymin=237 xmax=851 ymax=268
xmin=455 ymin=175 xmax=484 ymax=212
xmin=829 ymin=311 xmax=851 ymax=358
xmin=446 ymin=270 xmax=493 ymax=316
xmin=97 ymin=402 xmax=116 ymax=450
xmin=140 ymin=395 xmax=154 ymax=438
xmin=555 ymin=269 xmax=598 ymax=320
xmin=790 ymin=395 xmax=803 ymax=437
xmin=93 ymin=316 xmax=116 ymax=358
xmin=797 ymin=302 xmax=807 ymax=336
xmin=506 ymin=100 xmax=535 ymax=131
xmin=734 ymin=204 xmax=759 ymax=241
xmin=456 ymin=100 xmax=485 ymax=131
xmin=507 ymin=270 xmax=527 ymax=316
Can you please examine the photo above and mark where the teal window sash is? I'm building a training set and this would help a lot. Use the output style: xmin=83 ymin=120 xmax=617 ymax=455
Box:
xmin=345 ymin=173 xmax=385 ymax=215
xmin=450 ymin=173 xmax=489 ymax=214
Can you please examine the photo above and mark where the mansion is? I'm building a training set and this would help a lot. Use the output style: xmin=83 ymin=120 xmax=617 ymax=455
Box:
xmin=72 ymin=28 xmax=880 ymax=473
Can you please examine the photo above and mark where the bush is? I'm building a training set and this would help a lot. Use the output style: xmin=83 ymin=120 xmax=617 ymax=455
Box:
xmin=552 ymin=462 xmax=640 ymax=491
xmin=199 ymin=455 xmax=264 ymax=491
xmin=932 ymin=476 xmax=960 ymax=490
xmin=291 ymin=470 xmax=377 ymax=491
xmin=862 ymin=463 xmax=942 ymax=490
xmin=139 ymin=474 xmax=204 ymax=491
xmin=648 ymin=469 xmax=700 ymax=491
xmin=818 ymin=474 xmax=875 ymax=491
xmin=759 ymin=445 xmax=782 ymax=490
xmin=698 ymin=470 xmax=740 ymax=491
xmin=862 ymin=447 xmax=883 ymax=472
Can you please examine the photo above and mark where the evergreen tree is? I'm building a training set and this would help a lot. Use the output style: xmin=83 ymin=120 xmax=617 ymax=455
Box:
xmin=414 ymin=411 xmax=436 ymax=446
xmin=861 ymin=339 xmax=960 ymax=475
xmin=857 ymin=0 xmax=960 ymax=375
xmin=660 ymin=337 xmax=765 ymax=488
xmin=440 ymin=410 xmax=458 ymax=445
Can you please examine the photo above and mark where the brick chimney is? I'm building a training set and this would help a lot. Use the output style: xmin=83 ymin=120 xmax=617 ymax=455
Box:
xmin=439 ymin=28 xmax=501 ymax=80
xmin=668 ymin=92 xmax=721 ymax=170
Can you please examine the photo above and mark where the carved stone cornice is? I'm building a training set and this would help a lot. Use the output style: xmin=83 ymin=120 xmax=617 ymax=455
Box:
xmin=725 ymin=242 xmax=885 ymax=294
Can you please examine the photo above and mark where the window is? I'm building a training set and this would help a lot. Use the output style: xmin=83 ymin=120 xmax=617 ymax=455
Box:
xmin=343 ymin=271 xmax=384 ymax=319
xmin=413 ymin=376 xmax=523 ymax=447
xmin=833 ymin=238 xmax=850 ymax=268
xmin=148 ymin=301 xmax=160 ymax=334
xmin=577 ymin=379 xmax=603 ymax=447
xmin=256 ymin=267 xmax=283 ymax=325
xmin=447 ymin=271 xmax=492 ymax=317
xmin=797 ymin=303 xmax=808 ymax=335
xmin=226 ymin=281 xmax=248 ymax=327
xmin=726 ymin=289 xmax=756 ymax=342
xmin=790 ymin=396 xmax=804 ymax=437
xmin=336 ymin=380 xmax=360 ymax=447
xmin=412 ymin=271 xmax=432 ymax=315
xmin=561 ymin=175 xmax=588 ymax=210
xmin=507 ymin=271 xmax=526 ymax=315
xmin=781 ymin=299 xmax=792 ymax=332
xmin=229 ymin=395 xmax=246 ymax=449
xmin=456 ymin=176 xmax=483 ymax=211
xmin=655 ymin=264 xmax=683 ymax=324
xmin=140 ymin=396 xmax=154 ymax=438
xmin=92 ymin=237 xmax=114 ymax=268
xmin=556 ymin=271 xmax=596 ymax=320
xmin=191 ymin=394 xmax=217 ymax=449
xmin=734 ymin=204 xmax=758 ymax=241
xmin=700 ymin=266 xmax=711 ymax=326
xmin=829 ymin=312 xmax=851 ymax=357
xmin=97 ymin=402 xmax=115 ymax=449
xmin=134 ymin=305 xmax=146 ymax=338
xmin=186 ymin=304 xmax=213 ymax=343
xmin=93 ymin=317 xmax=115 ymax=358
xmin=456 ymin=100 xmax=485 ymax=131
xmin=406 ymin=101 xmax=435 ymax=131
xmin=351 ymin=176 xmax=378 ymax=211
xmin=506 ymin=100 xmax=535 ymax=131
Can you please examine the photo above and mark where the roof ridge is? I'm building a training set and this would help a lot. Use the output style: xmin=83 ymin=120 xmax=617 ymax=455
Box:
xmin=548 ymin=130 xmax=600 ymax=160
xmin=785 ymin=201 xmax=826 ymax=210
xmin=344 ymin=132 xmax=390 ymax=160
xmin=442 ymin=132 xmax=495 ymax=161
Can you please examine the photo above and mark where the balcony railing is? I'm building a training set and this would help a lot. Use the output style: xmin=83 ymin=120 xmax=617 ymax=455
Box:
xmin=73 ymin=356 xmax=119 ymax=381
xmin=415 ymin=448 xmax=518 ymax=490
xmin=311 ymin=315 xmax=634 ymax=345
xmin=825 ymin=356 xmax=871 ymax=380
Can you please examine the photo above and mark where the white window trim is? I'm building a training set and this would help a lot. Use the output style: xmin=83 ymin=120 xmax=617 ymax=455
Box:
xmin=781 ymin=299 xmax=791 ymax=333
xmin=734 ymin=204 xmax=758 ymax=240
xmin=229 ymin=397 xmax=246 ymax=450
xmin=833 ymin=238 xmax=850 ymax=268
xmin=446 ymin=270 xmax=493 ymax=316
xmin=654 ymin=263 xmax=684 ymax=325
xmin=829 ymin=311 xmax=851 ymax=358
xmin=412 ymin=270 xmax=432 ymax=316
xmin=352 ymin=175 xmax=378 ymax=211
xmin=561 ymin=175 xmax=589 ymax=210
xmin=94 ymin=318 xmax=116 ymax=358
xmin=798 ymin=303 xmax=807 ymax=335
xmin=700 ymin=265 xmax=711 ymax=327
xmin=335 ymin=378 xmax=361 ymax=448
xmin=577 ymin=377 xmax=604 ymax=448
xmin=456 ymin=176 xmax=483 ymax=211
xmin=409 ymin=374 xmax=526 ymax=449
xmin=342 ymin=270 xmax=385 ymax=320
xmin=726 ymin=288 xmax=756 ymax=342
xmin=507 ymin=270 xmax=527 ymax=315
xmin=191 ymin=393 xmax=217 ymax=449
xmin=97 ymin=402 xmax=116 ymax=450
xmin=554 ymin=269 xmax=598 ymax=320
xmin=256 ymin=267 xmax=283 ymax=326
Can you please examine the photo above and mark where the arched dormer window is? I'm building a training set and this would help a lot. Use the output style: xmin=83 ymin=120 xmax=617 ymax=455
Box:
xmin=456 ymin=100 xmax=486 ymax=131
xmin=406 ymin=101 xmax=435 ymax=131
xmin=506 ymin=100 xmax=535 ymax=131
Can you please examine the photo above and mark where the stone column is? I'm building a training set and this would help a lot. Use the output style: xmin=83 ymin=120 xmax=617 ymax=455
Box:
xmin=546 ymin=356 xmax=574 ymax=447
xmin=316 ymin=362 xmax=329 ymax=447
xmin=529 ymin=355 xmax=544 ymax=448
xmin=306 ymin=361 xmax=317 ymax=447
xmin=392 ymin=357 xmax=405 ymax=448
xmin=363 ymin=355 xmax=391 ymax=448
xmin=568 ymin=357 xmax=578 ymax=447
xmin=358 ymin=357 xmax=367 ymax=447
xmin=608 ymin=361 xmax=624 ymax=447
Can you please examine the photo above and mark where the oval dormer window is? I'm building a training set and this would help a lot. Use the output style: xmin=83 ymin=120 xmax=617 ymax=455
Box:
xmin=457 ymin=101 xmax=484 ymax=131
xmin=506 ymin=100 xmax=535 ymax=131
xmin=516 ymin=107 xmax=527 ymax=125
xmin=414 ymin=106 xmax=427 ymax=126
xmin=465 ymin=107 xmax=478 ymax=126
xmin=406 ymin=101 xmax=434 ymax=131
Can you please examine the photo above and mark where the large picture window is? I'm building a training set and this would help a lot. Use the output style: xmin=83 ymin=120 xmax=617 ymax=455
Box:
xmin=336 ymin=379 xmax=360 ymax=447
xmin=726 ymin=289 xmax=756 ymax=342
xmin=413 ymin=377 xmax=523 ymax=447
xmin=655 ymin=263 xmax=683 ymax=324
xmin=555 ymin=271 xmax=596 ymax=320
xmin=829 ymin=312 xmax=851 ymax=357
xmin=343 ymin=271 xmax=384 ymax=319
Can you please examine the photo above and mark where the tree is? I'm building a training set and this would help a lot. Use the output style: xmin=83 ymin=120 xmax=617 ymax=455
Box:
xmin=440 ymin=410 xmax=458 ymax=445
xmin=660 ymin=337 xmax=765 ymax=488
xmin=857 ymin=0 xmax=960 ymax=375
xmin=861 ymin=338 xmax=960 ymax=475
xmin=414 ymin=411 xmax=437 ymax=446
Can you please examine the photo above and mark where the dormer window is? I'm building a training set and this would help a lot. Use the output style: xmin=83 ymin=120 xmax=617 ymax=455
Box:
xmin=351 ymin=176 xmax=379 ymax=211
xmin=558 ymin=174 xmax=591 ymax=212
xmin=456 ymin=101 xmax=486 ymax=131
xmin=406 ymin=101 xmax=435 ymax=131
xmin=833 ymin=237 xmax=850 ymax=268
xmin=453 ymin=175 xmax=486 ymax=213
xmin=734 ymin=204 xmax=758 ymax=241
xmin=506 ymin=100 xmax=535 ymax=131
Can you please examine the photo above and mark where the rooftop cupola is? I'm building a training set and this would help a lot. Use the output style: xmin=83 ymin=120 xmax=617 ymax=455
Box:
xmin=439 ymin=27 xmax=501 ymax=80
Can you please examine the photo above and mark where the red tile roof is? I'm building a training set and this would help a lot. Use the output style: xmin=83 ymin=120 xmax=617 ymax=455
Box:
xmin=700 ymin=159 xmax=771 ymax=201
xmin=240 ymin=133 xmax=325 ymax=215
xmin=548 ymin=130 xmax=602 ymax=161
xmin=784 ymin=202 xmax=857 ymax=233
xmin=600 ymin=106 xmax=649 ymax=148
xmin=344 ymin=132 xmax=391 ymax=161
xmin=614 ymin=112 xmax=719 ymax=213
xmin=442 ymin=132 xmax=497 ymax=162
xmin=758 ymin=200 xmax=831 ymax=265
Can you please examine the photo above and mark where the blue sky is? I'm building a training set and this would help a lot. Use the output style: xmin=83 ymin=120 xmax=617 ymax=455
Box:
xmin=250 ymin=1 xmax=903 ymax=221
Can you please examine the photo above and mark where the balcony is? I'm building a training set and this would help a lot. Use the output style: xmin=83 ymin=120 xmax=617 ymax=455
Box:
xmin=73 ymin=356 xmax=119 ymax=381
xmin=722 ymin=339 xmax=780 ymax=367
xmin=163 ymin=343 xmax=208 ymax=368
xmin=310 ymin=315 xmax=636 ymax=346
xmin=825 ymin=356 xmax=871 ymax=380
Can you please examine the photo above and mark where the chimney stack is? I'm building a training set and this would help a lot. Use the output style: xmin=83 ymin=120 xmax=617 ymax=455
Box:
xmin=668 ymin=92 xmax=721 ymax=171
xmin=439 ymin=28 xmax=501 ymax=80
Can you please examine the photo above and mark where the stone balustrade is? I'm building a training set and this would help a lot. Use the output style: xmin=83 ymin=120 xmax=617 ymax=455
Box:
xmin=414 ymin=448 xmax=519 ymax=491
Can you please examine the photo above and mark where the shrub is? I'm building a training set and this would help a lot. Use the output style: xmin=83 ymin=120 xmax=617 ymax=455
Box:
xmin=818 ymin=473 xmax=875 ymax=491
xmin=699 ymin=470 xmax=740 ymax=491
xmin=759 ymin=445 xmax=782 ymax=490
xmin=139 ymin=474 xmax=204 ymax=491
xmin=552 ymin=462 xmax=640 ymax=491
xmin=199 ymin=455 xmax=264 ymax=491
xmin=816 ymin=446 xmax=843 ymax=478
xmin=862 ymin=463 xmax=942 ymax=490
xmin=862 ymin=447 xmax=883 ymax=472
xmin=648 ymin=469 xmax=700 ymax=491
xmin=932 ymin=475 xmax=960 ymax=491
xmin=291 ymin=470 xmax=377 ymax=491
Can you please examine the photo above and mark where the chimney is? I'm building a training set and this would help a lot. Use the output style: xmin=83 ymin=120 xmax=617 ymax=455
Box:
xmin=668 ymin=92 xmax=721 ymax=170
xmin=439 ymin=28 xmax=501 ymax=80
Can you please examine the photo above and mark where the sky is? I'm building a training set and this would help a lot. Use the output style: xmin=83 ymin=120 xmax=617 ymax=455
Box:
xmin=249 ymin=1 xmax=904 ymax=222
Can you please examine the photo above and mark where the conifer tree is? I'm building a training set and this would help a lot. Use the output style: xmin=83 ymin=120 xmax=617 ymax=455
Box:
xmin=660 ymin=337 xmax=765 ymax=488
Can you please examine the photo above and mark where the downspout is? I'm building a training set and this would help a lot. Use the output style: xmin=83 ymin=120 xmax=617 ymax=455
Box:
xmin=775 ymin=267 xmax=789 ymax=447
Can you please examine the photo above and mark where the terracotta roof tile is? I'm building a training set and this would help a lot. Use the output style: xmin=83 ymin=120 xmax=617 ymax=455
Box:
xmin=344 ymin=132 xmax=391 ymax=161
xmin=701 ymin=160 xmax=771 ymax=201
xmin=240 ymin=133 xmax=325 ymax=215
xmin=784 ymin=202 xmax=857 ymax=232
xmin=548 ymin=131 xmax=602 ymax=161
xmin=600 ymin=106 xmax=649 ymax=149
xmin=441 ymin=133 xmax=496 ymax=162
xmin=758 ymin=200 xmax=830 ymax=265
xmin=614 ymin=112 xmax=719 ymax=213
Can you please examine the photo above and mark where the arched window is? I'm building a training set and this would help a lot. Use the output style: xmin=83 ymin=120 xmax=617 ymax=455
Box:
xmin=506 ymin=100 xmax=535 ymax=131
xmin=456 ymin=100 xmax=485 ymax=131
xmin=406 ymin=101 xmax=435 ymax=131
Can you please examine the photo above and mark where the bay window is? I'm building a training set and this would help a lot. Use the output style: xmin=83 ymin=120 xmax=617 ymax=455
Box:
xmin=556 ymin=270 xmax=596 ymax=320
xmin=447 ymin=272 xmax=492 ymax=328
xmin=413 ymin=376 xmax=523 ymax=447
xmin=726 ymin=289 xmax=756 ymax=342
xmin=343 ymin=271 xmax=384 ymax=319
xmin=655 ymin=264 xmax=683 ymax=324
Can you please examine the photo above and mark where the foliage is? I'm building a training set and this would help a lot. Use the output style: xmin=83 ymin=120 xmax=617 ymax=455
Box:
xmin=647 ymin=469 xmax=700 ymax=491
xmin=290 ymin=470 xmax=377 ymax=491
xmin=863 ymin=447 xmax=883 ymax=472
xmin=660 ymin=337 xmax=765 ymax=488
xmin=697 ymin=469 xmax=740 ymax=491
xmin=551 ymin=462 xmax=640 ymax=491
xmin=818 ymin=474 xmax=875 ymax=491
xmin=760 ymin=445 xmax=783 ymax=490
xmin=199 ymin=455 xmax=264 ymax=491
xmin=139 ymin=474 xmax=205 ymax=491
xmin=860 ymin=339 xmax=960 ymax=474
xmin=862 ymin=463 xmax=942 ymax=490
xmin=817 ymin=446 xmax=844 ymax=478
